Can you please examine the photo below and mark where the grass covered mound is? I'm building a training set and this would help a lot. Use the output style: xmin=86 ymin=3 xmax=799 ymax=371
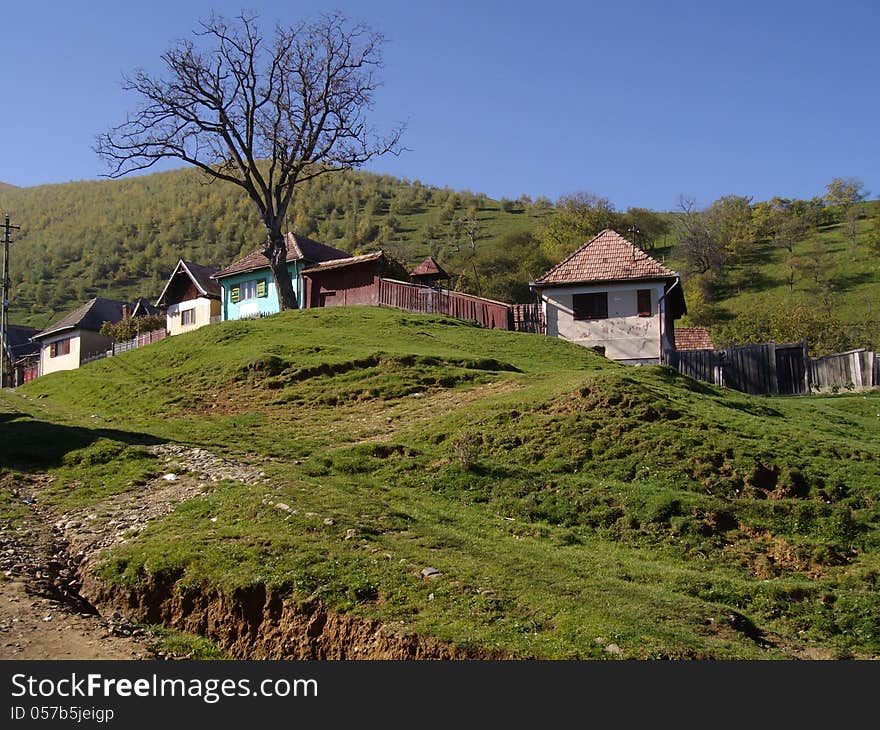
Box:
xmin=3 ymin=306 xmax=879 ymax=658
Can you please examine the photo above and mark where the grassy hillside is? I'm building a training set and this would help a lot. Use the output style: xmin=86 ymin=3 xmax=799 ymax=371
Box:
xmin=0 ymin=168 xmax=546 ymax=330
xmin=662 ymin=201 xmax=880 ymax=352
xmin=2 ymin=307 xmax=879 ymax=658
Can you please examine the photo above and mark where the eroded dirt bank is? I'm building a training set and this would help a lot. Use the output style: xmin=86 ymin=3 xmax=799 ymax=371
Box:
xmin=3 ymin=444 xmax=506 ymax=661
xmin=82 ymin=574 xmax=505 ymax=660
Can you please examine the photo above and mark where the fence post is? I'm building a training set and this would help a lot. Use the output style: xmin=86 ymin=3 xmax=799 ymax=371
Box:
xmin=767 ymin=342 xmax=778 ymax=395
xmin=802 ymin=338 xmax=811 ymax=394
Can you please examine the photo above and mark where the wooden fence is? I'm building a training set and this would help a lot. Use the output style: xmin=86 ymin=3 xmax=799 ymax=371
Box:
xmin=112 ymin=328 xmax=168 ymax=355
xmin=809 ymin=349 xmax=878 ymax=391
xmin=668 ymin=341 xmax=809 ymax=395
xmin=511 ymin=303 xmax=546 ymax=335
xmin=669 ymin=341 xmax=879 ymax=396
xmin=378 ymin=278 xmax=512 ymax=330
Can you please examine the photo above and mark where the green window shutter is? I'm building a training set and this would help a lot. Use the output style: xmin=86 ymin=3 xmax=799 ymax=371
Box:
xmin=230 ymin=286 xmax=241 ymax=304
xmin=256 ymin=279 xmax=268 ymax=298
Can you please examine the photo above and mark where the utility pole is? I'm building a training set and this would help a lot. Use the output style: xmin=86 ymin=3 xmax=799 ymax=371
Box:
xmin=1 ymin=214 xmax=21 ymax=388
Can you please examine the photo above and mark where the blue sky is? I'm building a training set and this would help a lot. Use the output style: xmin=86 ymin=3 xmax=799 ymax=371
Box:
xmin=0 ymin=1 xmax=877 ymax=210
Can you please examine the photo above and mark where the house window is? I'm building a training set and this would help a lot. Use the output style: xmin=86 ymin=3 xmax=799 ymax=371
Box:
xmin=181 ymin=308 xmax=196 ymax=326
xmin=230 ymin=279 xmax=268 ymax=304
xmin=240 ymin=280 xmax=258 ymax=301
xmin=637 ymin=289 xmax=652 ymax=317
xmin=572 ymin=292 xmax=608 ymax=320
xmin=50 ymin=338 xmax=71 ymax=357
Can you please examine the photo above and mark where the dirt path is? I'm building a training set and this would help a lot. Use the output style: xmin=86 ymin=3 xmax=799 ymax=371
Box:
xmin=0 ymin=577 xmax=154 ymax=659
xmin=0 ymin=443 xmax=267 ymax=661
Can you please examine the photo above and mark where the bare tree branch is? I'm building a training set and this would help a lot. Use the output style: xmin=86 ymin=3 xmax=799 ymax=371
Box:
xmin=95 ymin=11 xmax=404 ymax=310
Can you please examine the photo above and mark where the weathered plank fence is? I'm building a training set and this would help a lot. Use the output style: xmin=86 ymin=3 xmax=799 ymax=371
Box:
xmin=668 ymin=341 xmax=809 ymax=395
xmin=809 ymin=349 xmax=877 ymax=392
xmin=511 ymin=303 xmax=546 ymax=335
xmin=669 ymin=341 xmax=879 ymax=396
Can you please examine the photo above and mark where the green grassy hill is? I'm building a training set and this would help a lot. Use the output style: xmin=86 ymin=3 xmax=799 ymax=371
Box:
xmin=2 ymin=307 xmax=879 ymax=658
xmin=660 ymin=201 xmax=880 ymax=353
xmin=0 ymin=169 xmax=545 ymax=330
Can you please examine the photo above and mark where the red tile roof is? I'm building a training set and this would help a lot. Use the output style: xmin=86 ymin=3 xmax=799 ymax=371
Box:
xmin=534 ymin=229 xmax=677 ymax=286
xmin=675 ymin=327 xmax=714 ymax=351
xmin=213 ymin=233 xmax=350 ymax=279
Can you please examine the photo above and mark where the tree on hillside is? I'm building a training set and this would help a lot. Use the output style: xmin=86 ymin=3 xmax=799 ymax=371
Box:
xmin=704 ymin=194 xmax=754 ymax=263
xmin=843 ymin=205 xmax=861 ymax=253
xmin=823 ymin=177 xmax=868 ymax=223
xmin=871 ymin=200 xmax=880 ymax=254
xmin=619 ymin=207 xmax=669 ymax=250
xmin=674 ymin=196 xmax=725 ymax=280
xmin=541 ymin=192 xmax=619 ymax=259
xmin=96 ymin=12 xmax=403 ymax=310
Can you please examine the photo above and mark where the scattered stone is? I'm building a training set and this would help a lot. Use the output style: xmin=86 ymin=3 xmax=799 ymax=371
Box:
xmin=344 ymin=529 xmax=358 ymax=540
xmin=427 ymin=593 xmax=435 ymax=601
xmin=420 ymin=567 xmax=441 ymax=580
xmin=323 ymin=518 xmax=335 ymax=526
xmin=604 ymin=643 xmax=623 ymax=656
xmin=162 ymin=473 xmax=178 ymax=482
xmin=209 ymin=517 xmax=218 ymax=523
xmin=274 ymin=503 xmax=292 ymax=513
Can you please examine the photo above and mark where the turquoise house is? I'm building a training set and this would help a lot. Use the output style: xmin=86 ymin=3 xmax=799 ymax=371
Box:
xmin=213 ymin=233 xmax=349 ymax=320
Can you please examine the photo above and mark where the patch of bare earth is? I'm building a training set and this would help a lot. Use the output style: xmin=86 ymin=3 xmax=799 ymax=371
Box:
xmin=0 ymin=444 xmax=268 ymax=660
xmin=0 ymin=577 xmax=153 ymax=660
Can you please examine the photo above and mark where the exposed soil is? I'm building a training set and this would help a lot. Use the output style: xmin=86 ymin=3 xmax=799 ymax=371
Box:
xmin=0 ymin=473 xmax=156 ymax=660
xmin=1 ymin=442 xmax=506 ymax=660
xmin=0 ymin=577 xmax=153 ymax=660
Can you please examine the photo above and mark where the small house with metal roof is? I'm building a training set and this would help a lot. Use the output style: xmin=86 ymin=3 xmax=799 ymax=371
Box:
xmin=31 ymin=298 xmax=126 ymax=376
xmin=155 ymin=259 xmax=221 ymax=335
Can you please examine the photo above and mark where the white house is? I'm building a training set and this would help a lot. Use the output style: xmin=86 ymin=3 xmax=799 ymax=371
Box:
xmin=155 ymin=259 xmax=221 ymax=336
xmin=530 ymin=229 xmax=686 ymax=364
xmin=31 ymin=298 xmax=126 ymax=376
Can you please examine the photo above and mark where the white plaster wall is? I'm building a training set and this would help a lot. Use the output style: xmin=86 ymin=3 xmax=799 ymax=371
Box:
xmin=166 ymin=297 xmax=218 ymax=336
xmin=39 ymin=331 xmax=81 ymax=375
xmin=541 ymin=282 xmax=665 ymax=361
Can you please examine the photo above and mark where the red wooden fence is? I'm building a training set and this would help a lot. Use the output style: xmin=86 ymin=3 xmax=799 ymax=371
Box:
xmin=378 ymin=279 xmax=512 ymax=330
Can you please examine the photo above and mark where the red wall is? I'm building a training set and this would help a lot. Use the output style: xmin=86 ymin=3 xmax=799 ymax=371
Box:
xmin=303 ymin=262 xmax=381 ymax=308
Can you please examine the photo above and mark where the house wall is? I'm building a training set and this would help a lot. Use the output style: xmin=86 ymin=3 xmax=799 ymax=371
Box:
xmin=219 ymin=262 xmax=304 ymax=321
xmin=165 ymin=273 xmax=200 ymax=304
xmin=39 ymin=332 xmax=81 ymax=375
xmin=79 ymin=330 xmax=114 ymax=362
xmin=303 ymin=264 xmax=381 ymax=308
xmin=539 ymin=281 xmax=666 ymax=362
xmin=166 ymin=297 xmax=221 ymax=335
xmin=38 ymin=329 xmax=113 ymax=375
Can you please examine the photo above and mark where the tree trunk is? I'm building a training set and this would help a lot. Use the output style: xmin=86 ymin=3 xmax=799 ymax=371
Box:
xmin=265 ymin=231 xmax=299 ymax=311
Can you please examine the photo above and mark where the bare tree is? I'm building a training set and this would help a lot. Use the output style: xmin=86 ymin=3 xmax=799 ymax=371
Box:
xmin=674 ymin=195 xmax=724 ymax=277
xmin=96 ymin=12 xmax=403 ymax=309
